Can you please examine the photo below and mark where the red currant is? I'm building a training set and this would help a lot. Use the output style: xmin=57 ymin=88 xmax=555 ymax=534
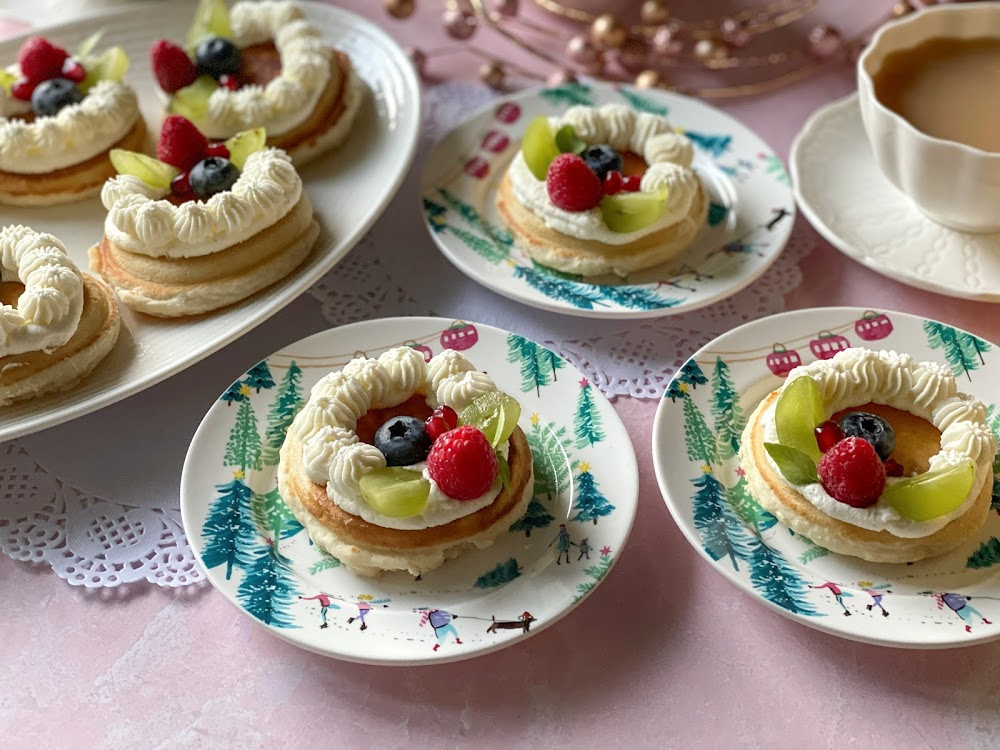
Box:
xmin=11 ymin=78 xmax=35 ymax=101
xmin=603 ymin=170 xmax=623 ymax=195
xmin=437 ymin=404 xmax=458 ymax=429
xmin=884 ymin=458 xmax=905 ymax=477
xmin=219 ymin=73 xmax=240 ymax=90
xmin=622 ymin=175 xmax=642 ymax=192
xmin=814 ymin=420 xmax=844 ymax=453
xmin=62 ymin=59 xmax=86 ymax=83
xmin=425 ymin=415 xmax=450 ymax=442
xmin=205 ymin=143 xmax=230 ymax=159
xmin=171 ymin=171 xmax=193 ymax=197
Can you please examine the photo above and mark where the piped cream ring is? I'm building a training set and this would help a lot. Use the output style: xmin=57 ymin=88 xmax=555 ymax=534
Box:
xmin=0 ymin=225 xmax=83 ymax=357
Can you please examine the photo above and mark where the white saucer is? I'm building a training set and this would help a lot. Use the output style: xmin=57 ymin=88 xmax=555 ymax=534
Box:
xmin=791 ymin=94 xmax=1000 ymax=302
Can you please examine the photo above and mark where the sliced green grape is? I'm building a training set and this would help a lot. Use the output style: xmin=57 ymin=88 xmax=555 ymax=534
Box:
xmin=187 ymin=0 xmax=233 ymax=49
xmin=554 ymin=124 xmax=584 ymax=155
xmin=774 ymin=375 xmax=824 ymax=462
xmin=458 ymin=391 xmax=521 ymax=448
xmin=883 ymin=460 xmax=976 ymax=521
xmin=80 ymin=46 xmax=130 ymax=92
xmin=599 ymin=187 xmax=668 ymax=233
xmin=168 ymin=75 xmax=218 ymax=122
xmin=359 ymin=467 xmax=430 ymax=518
xmin=224 ymin=127 xmax=267 ymax=170
xmin=109 ymin=150 xmax=179 ymax=190
xmin=0 ymin=69 xmax=14 ymax=93
xmin=522 ymin=115 xmax=560 ymax=180
xmin=76 ymin=30 xmax=104 ymax=59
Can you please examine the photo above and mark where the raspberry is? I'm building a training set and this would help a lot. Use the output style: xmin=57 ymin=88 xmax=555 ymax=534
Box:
xmin=18 ymin=37 xmax=68 ymax=84
xmin=817 ymin=436 xmax=885 ymax=508
xmin=150 ymin=39 xmax=198 ymax=94
xmin=157 ymin=115 xmax=208 ymax=171
xmin=425 ymin=425 xmax=498 ymax=500
xmin=546 ymin=153 xmax=603 ymax=212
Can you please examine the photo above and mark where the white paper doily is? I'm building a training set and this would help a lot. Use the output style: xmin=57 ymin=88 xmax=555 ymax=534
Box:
xmin=0 ymin=81 xmax=811 ymax=588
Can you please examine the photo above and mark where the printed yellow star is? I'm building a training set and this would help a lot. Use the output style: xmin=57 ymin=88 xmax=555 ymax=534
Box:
xmin=701 ymin=464 xmax=713 ymax=474
xmin=232 ymin=469 xmax=245 ymax=480
xmin=578 ymin=461 xmax=591 ymax=473
xmin=505 ymin=259 xmax=518 ymax=267
xmin=673 ymin=125 xmax=685 ymax=134
xmin=239 ymin=384 xmax=252 ymax=397
xmin=530 ymin=412 xmax=540 ymax=426
xmin=678 ymin=382 xmax=690 ymax=393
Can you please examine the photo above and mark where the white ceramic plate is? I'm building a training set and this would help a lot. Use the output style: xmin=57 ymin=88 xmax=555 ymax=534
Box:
xmin=0 ymin=1 xmax=420 ymax=441
xmin=180 ymin=317 xmax=638 ymax=665
xmin=652 ymin=306 xmax=1000 ymax=649
xmin=791 ymin=94 xmax=1000 ymax=302
xmin=420 ymin=81 xmax=794 ymax=319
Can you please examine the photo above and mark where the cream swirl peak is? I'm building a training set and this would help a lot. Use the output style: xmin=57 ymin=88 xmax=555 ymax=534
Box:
xmin=290 ymin=347 xmax=503 ymax=531
xmin=0 ymin=81 xmax=139 ymax=174
xmin=0 ymin=225 xmax=84 ymax=357
xmin=100 ymin=148 xmax=301 ymax=259
xmin=759 ymin=348 xmax=996 ymax=538
xmin=193 ymin=1 xmax=333 ymax=139
xmin=507 ymin=104 xmax=700 ymax=245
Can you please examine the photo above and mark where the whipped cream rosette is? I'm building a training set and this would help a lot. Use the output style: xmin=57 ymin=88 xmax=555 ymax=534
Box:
xmin=0 ymin=34 xmax=146 ymax=205
xmin=278 ymin=347 xmax=534 ymax=577
xmin=496 ymin=103 xmax=708 ymax=276
xmin=89 ymin=116 xmax=318 ymax=317
xmin=0 ymin=225 xmax=120 ymax=406
xmin=152 ymin=0 xmax=362 ymax=166
xmin=739 ymin=348 xmax=997 ymax=562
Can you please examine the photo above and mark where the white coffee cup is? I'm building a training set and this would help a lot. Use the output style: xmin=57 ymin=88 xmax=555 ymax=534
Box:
xmin=858 ymin=3 xmax=1000 ymax=233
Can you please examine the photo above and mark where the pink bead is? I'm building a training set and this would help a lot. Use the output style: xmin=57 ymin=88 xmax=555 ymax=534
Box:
xmin=405 ymin=47 xmax=427 ymax=79
xmin=720 ymin=17 xmax=752 ymax=48
xmin=493 ymin=0 xmax=518 ymax=16
xmin=617 ymin=34 xmax=650 ymax=71
xmin=808 ymin=25 xmax=843 ymax=58
xmin=651 ymin=24 xmax=682 ymax=58
xmin=546 ymin=68 xmax=578 ymax=86
xmin=566 ymin=35 xmax=599 ymax=65
xmin=443 ymin=7 xmax=477 ymax=40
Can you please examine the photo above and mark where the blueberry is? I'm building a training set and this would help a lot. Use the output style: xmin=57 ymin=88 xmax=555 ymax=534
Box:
xmin=581 ymin=144 xmax=623 ymax=182
xmin=189 ymin=157 xmax=240 ymax=199
xmin=374 ymin=416 xmax=432 ymax=467
xmin=30 ymin=78 xmax=82 ymax=117
xmin=196 ymin=37 xmax=242 ymax=78
xmin=838 ymin=411 xmax=895 ymax=461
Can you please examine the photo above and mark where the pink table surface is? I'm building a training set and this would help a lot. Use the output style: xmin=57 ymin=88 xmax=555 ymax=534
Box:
xmin=4 ymin=2 xmax=1000 ymax=748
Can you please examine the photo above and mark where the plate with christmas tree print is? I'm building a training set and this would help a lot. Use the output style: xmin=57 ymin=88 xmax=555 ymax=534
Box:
xmin=652 ymin=307 xmax=1000 ymax=649
xmin=420 ymin=81 xmax=794 ymax=319
xmin=181 ymin=317 xmax=638 ymax=665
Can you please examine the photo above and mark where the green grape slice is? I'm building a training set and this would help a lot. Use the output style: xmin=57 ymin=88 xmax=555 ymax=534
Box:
xmin=599 ymin=188 xmax=668 ymax=233
xmin=224 ymin=127 xmax=267 ymax=170
xmin=774 ymin=376 xmax=824 ymax=462
xmin=458 ymin=391 xmax=521 ymax=448
xmin=522 ymin=115 xmax=560 ymax=180
xmin=169 ymin=76 xmax=218 ymax=123
xmin=882 ymin=460 xmax=976 ymax=521
xmin=81 ymin=46 xmax=130 ymax=93
xmin=187 ymin=0 xmax=233 ymax=50
xmin=109 ymin=149 xmax=178 ymax=190
xmin=359 ymin=467 xmax=430 ymax=518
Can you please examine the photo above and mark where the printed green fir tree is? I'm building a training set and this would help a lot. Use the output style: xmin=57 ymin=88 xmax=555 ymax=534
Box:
xmin=244 ymin=360 xmax=275 ymax=393
xmin=683 ymin=130 xmax=732 ymax=157
xmin=515 ymin=414 xmax=572 ymax=537
xmin=309 ymin=551 xmax=342 ymax=574
xmin=224 ymin=390 xmax=263 ymax=473
xmin=540 ymin=82 xmax=593 ymax=106
xmin=597 ymin=283 xmax=681 ymax=311
xmin=798 ymin=536 xmax=831 ymax=564
xmin=726 ymin=470 xmax=776 ymax=534
xmin=512 ymin=264 xmax=605 ymax=309
xmin=438 ymin=188 xmax=514 ymax=248
xmin=710 ymin=357 xmax=745 ymax=460
xmin=510 ymin=496 xmax=555 ymax=537
xmin=676 ymin=358 xmax=709 ymax=392
xmin=474 ymin=557 xmax=521 ymax=588
xmin=201 ymin=471 xmax=257 ymax=580
xmin=220 ymin=379 xmax=247 ymax=406
xmin=507 ymin=333 xmax=564 ymax=396
xmin=683 ymin=391 xmax=718 ymax=465
xmin=236 ymin=533 xmax=301 ymax=628
xmin=575 ymin=546 xmax=614 ymax=599
xmin=571 ymin=462 xmax=615 ymax=525
xmin=574 ymin=378 xmax=605 ymax=448
xmin=617 ymin=86 xmax=668 ymax=116
xmin=760 ymin=154 xmax=791 ymax=186
xmin=261 ymin=361 xmax=304 ymax=466
xmin=923 ymin=321 xmax=991 ymax=380
xmin=967 ymin=537 xmax=1000 ymax=569
xmin=252 ymin=487 xmax=303 ymax=540
xmin=746 ymin=540 xmax=819 ymax=616
xmin=692 ymin=467 xmax=753 ymax=570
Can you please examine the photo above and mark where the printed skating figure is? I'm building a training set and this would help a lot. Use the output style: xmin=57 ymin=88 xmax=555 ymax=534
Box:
xmin=577 ymin=538 xmax=592 ymax=561
xmin=922 ymin=591 xmax=993 ymax=633
xmin=347 ymin=594 xmax=390 ymax=631
xmin=418 ymin=608 xmax=462 ymax=651
xmin=858 ymin=581 xmax=892 ymax=617
xmin=811 ymin=581 xmax=853 ymax=616
xmin=299 ymin=593 xmax=341 ymax=629
xmin=555 ymin=524 xmax=576 ymax=565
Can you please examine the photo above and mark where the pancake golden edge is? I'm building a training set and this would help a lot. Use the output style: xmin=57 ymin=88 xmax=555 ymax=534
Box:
xmin=739 ymin=391 xmax=993 ymax=563
xmin=278 ymin=426 xmax=535 ymax=577
xmin=0 ymin=275 xmax=120 ymax=406
xmin=496 ymin=173 xmax=708 ymax=277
